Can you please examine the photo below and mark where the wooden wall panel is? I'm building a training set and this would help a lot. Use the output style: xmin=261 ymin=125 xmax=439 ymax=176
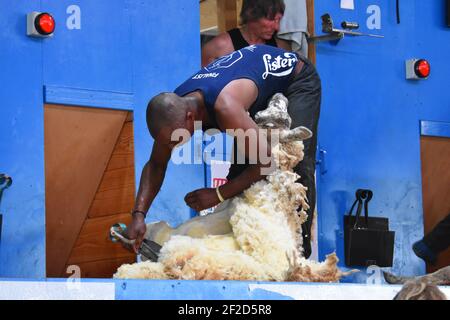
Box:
xmin=88 ymin=185 xmax=135 ymax=218
xmin=201 ymin=0 xmax=218 ymax=31
xmin=105 ymin=121 xmax=134 ymax=171
xmin=420 ymin=136 xmax=450 ymax=273
xmin=306 ymin=0 xmax=316 ymax=64
xmin=66 ymin=117 xmax=136 ymax=277
xmin=201 ymin=0 xmax=242 ymax=31
xmin=237 ymin=0 xmax=243 ymax=23
xmin=217 ymin=0 xmax=238 ymax=33
xmin=45 ymin=104 xmax=128 ymax=277
xmin=89 ymin=121 xmax=135 ymax=218
xmin=67 ymin=212 xmax=134 ymax=265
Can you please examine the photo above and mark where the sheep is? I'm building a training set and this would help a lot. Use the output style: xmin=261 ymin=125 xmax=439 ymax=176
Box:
xmin=114 ymin=93 xmax=354 ymax=282
xmin=384 ymin=266 xmax=449 ymax=300
xmin=393 ymin=280 xmax=447 ymax=300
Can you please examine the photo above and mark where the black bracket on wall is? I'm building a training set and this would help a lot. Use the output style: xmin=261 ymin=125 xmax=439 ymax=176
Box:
xmin=309 ymin=14 xmax=384 ymax=43
xmin=0 ymin=174 xmax=13 ymax=242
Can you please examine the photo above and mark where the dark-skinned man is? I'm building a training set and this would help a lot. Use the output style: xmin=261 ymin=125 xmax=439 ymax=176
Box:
xmin=127 ymin=44 xmax=321 ymax=258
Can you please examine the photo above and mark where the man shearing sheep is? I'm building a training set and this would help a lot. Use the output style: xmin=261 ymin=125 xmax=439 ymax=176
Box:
xmin=127 ymin=44 xmax=321 ymax=258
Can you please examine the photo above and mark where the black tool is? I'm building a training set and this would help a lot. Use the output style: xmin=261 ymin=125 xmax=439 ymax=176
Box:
xmin=110 ymin=223 xmax=161 ymax=262
xmin=139 ymin=239 xmax=162 ymax=262
xmin=396 ymin=0 xmax=401 ymax=24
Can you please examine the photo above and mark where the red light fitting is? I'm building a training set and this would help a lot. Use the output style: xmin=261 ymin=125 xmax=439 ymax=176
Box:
xmin=406 ymin=58 xmax=430 ymax=80
xmin=414 ymin=59 xmax=430 ymax=78
xmin=27 ymin=11 xmax=55 ymax=38
xmin=35 ymin=13 xmax=55 ymax=35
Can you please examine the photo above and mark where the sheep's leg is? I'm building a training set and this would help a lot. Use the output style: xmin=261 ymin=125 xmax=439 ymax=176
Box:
xmin=393 ymin=280 xmax=447 ymax=300
xmin=384 ymin=265 xmax=450 ymax=285
xmin=383 ymin=271 xmax=413 ymax=284
xmin=145 ymin=200 xmax=234 ymax=246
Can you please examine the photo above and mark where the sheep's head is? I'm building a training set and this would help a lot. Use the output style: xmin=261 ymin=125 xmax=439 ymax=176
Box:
xmin=254 ymin=93 xmax=312 ymax=171
xmin=255 ymin=93 xmax=313 ymax=143
xmin=255 ymin=93 xmax=291 ymax=129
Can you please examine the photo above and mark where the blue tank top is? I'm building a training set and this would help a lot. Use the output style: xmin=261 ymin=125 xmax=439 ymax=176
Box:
xmin=174 ymin=44 xmax=299 ymax=126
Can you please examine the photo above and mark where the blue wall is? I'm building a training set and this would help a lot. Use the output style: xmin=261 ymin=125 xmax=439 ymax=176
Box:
xmin=0 ymin=0 xmax=201 ymax=278
xmin=1 ymin=0 xmax=449 ymax=281
xmin=129 ymin=1 xmax=204 ymax=226
xmin=315 ymin=0 xmax=450 ymax=280
xmin=0 ymin=0 xmax=46 ymax=278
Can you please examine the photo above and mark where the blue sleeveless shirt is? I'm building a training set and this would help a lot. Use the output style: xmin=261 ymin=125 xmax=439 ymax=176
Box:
xmin=174 ymin=44 xmax=299 ymax=126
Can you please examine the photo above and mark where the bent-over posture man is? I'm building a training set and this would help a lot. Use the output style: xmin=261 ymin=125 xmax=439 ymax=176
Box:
xmin=128 ymin=45 xmax=321 ymax=258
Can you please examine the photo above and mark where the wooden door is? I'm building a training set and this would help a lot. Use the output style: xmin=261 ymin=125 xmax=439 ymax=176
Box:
xmin=420 ymin=135 xmax=450 ymax=273
xmin=44 ymin=104 xmax=136 ymax=278
xmin=306 ymin=0 xmax=315 ymax=63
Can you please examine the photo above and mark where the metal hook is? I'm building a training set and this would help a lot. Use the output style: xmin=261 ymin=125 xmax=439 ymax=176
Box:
xmin=309 ymin=13 xmax=384 ymax=43
xmin=0 ymin=174 xmax=12 ymax=205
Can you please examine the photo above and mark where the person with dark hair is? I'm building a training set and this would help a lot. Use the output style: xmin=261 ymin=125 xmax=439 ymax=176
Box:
xmin=201 ymin=0 xmax=290 ymax=67
xmin=126 ymin=45 xmax=321 ymax=258
xmin=413 ymin=213 xmax=450 ymax=264
xmin=240 ymin=0 xmax=285 ymax=25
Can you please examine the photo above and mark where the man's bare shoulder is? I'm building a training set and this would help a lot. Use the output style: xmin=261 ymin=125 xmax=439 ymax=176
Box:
xmin=210 ymin=32 xmax=234 ymax=51
xmin=201 ymin=32 xmax=234 ymax=66
xmin=215 ymin=79 xmax=258 ymax=113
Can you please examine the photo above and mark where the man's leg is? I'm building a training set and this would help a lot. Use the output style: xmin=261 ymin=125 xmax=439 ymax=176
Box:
xmin=285 ymin=58 xmax=322 ymax=258
xmin=413 ymin=213 xmax=450 ymax=264
xmin=423 ymin=213 xmax=450 ymax=253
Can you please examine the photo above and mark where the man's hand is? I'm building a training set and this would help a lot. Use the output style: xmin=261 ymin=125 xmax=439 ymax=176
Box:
xmin=126 ymin=212 xmax=147 ymax=254
xmin=184 ymin=188 xmax=221 ymax=211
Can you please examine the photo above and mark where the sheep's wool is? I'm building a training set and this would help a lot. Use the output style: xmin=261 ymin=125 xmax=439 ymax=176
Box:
xmin=114 ymin=94 xmax=352 ymax=282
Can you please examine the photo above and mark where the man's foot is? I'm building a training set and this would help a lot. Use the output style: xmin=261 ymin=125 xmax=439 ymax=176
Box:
xmin=412 ymin=240 xmax=437 ymax=264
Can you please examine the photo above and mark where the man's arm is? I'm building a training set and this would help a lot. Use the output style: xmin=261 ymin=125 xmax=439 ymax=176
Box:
xmin=128 ymin=140 xmax=171 ymax=252
xmin=133 ymin=140 xmax=171 ymax=213
xmin=214 ymin=79 xmax=272 ymax=200
xmin=184 ymin=79 xmax=272 ymax=211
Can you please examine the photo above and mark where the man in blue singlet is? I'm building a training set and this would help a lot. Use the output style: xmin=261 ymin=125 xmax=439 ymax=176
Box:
xmin=127 ymin=44 xmax=321 ymax=258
